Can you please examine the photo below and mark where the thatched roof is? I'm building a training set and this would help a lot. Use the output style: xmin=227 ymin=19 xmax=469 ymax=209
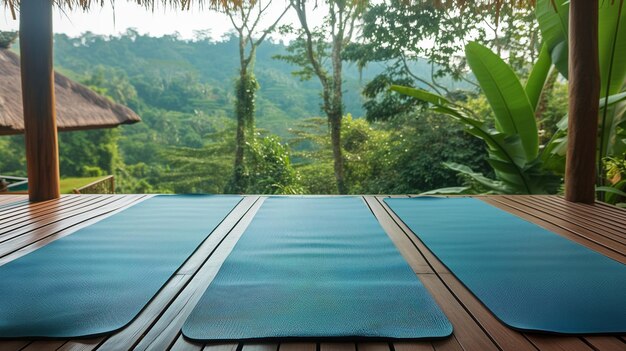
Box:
xmin=0 ymin=48 xmax=141 ymax=135
xmin=2 ymin=0 xmax=240 ymax=18
xmin=1 ymin=0 xmax=533 ymax=16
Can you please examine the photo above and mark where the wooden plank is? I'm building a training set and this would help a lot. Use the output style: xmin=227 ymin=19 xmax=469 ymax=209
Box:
xmin=0 ymin=340 xmax=30 ymax=351
xmin=203 ymin=343 xmax=239 ymax=351
xmin=417 ymin=274 xmax=499 ymax=351
xmin=0 ymin=195 xmax=91 ymax=228
xmin=541 ymin=195 xmax=626 ymax=223
xmin=540 ymin=196 xmax=626 ymax=231
xmin=168 ymin=334 xmax=204 ymax=351
xmin=0 ymin=194 xmax=21 ymax=202
xmin=356 ymin=342 xmax=390 ymax=351
xmin=506 ymin=196 xmax=626 ymax=243
xmin=0 ymin=195 xmax=148 ymax=264
xmin=525 ymin=335 xmax=594 ymax=351
xmin=57 ymin=337 xmax=105 ymax=351
xmin=393 ymin=342 xmax=434 ymax=351
xmin=374 ymin=196 xmax=449 ymax=274
xmin=0 ymin=196 xmax=26 ymax=208
xmin=241 ymin=344 xmax=277 ymax=351
xmin=97 ymin=196 xmax=260 ymax=351
xmin=583 ymin=336 xmax=626 ymax=351
xmin=363 ymin=196 xmax=433 ymax=274
xmin=524 ymin=196 xmax=626 ymax=238
xmin=437 ymin=274 xmax=538 ymax=351
xmin=0 ymin=195 xmax=86 ymax=223
xmin=0 ymin=195 xmax=120 ymax=242
xmin=480 ymin=197 xmax=626 ymax=264
xmin=431 ymin=337 xmax=464 ymax=351
xmin=21 ymin=340 xmax=66 ymax=350
xmin=487 ymin=197 xmax=626 ymax=254
xmin=593 ymin=200 xmax=626 ymax=218
xmin=320 ymin=343 xmax=356 ymax=351
xmin=279 ymin=343 xmax=317 ymax=351
xmin=128 ymin=197 xmax=262 ymax=350
xmin=0 ymin=196 xmax=104 ymax=241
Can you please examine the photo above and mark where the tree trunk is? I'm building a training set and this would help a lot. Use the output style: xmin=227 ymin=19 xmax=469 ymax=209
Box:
xmin=330 ymin=111 xmax=346 ymax=194
xmin=330 ymin=32 xmax=346 ymax=194
xmin=20 ymin=0 xmax=60 ymax=202
xmin=232 ymin=107 xmax=246 ymax=193
xmin=565 ymin=0 xmax=600 ymax=204
xmin=230 ymin=70 xmax=257 ymax=193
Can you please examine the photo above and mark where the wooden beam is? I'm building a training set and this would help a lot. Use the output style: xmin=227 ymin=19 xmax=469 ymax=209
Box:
xmin=19 ymin=0 xmax=60 ymax=202
xmin=565 ymin=0 xmax=600 ymax=204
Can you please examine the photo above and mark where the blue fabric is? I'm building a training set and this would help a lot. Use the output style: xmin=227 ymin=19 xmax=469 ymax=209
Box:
xmin=183 ymin=197 xmax=452 ymax=341
xmin=0 ymin=195 xmax=241 ymax=338
xmin=385 ymin=197 xmax=626 ymax=334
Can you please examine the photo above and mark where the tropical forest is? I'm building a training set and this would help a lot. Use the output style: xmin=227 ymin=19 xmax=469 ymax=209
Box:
xmin=1 ymin=0 xmax=625 ymax=206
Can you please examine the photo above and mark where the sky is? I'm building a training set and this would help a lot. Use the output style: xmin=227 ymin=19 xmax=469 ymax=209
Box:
xmin=0 ymin=1 xmax=323 ymax=40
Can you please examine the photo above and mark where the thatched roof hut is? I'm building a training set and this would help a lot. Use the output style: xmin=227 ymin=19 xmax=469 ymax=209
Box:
xmin=0 ymin=48 xmax=140 ymax=135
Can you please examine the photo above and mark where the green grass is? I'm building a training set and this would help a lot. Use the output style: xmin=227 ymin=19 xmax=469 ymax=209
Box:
xmin=59 ymin=177 xmax=106 ymax=194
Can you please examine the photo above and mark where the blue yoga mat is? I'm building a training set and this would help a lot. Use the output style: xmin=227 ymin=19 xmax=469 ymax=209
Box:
xmin=183 ymin=197 xmax=452 ymax=341
xmin=385 ymin=197 xmax=626 ymax=334
xmin=0 ymin=195 xmax=241 ymax=338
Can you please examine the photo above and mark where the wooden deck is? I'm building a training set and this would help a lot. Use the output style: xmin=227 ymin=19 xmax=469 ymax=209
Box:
xmin=0 ymin=194 xmax=624 ymax=351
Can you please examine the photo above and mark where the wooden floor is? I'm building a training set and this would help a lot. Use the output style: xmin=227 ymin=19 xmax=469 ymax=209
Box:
xmin=0 ymin=194 xmax=624 ymax=351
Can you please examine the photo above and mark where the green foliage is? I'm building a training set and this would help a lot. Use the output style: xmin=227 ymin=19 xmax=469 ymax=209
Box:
xmin=0 ymin=136 xmax=26 ymax=177
xmin=598 ymin=154 xmax=626 ymax=206
xmin=0 ymin=31 xmax=17 ymax=48
xmin=535 ymin=0 xmax=569 ymax=78
xmin=391 ymin=48 xmax=561 ymax=195
xmin=348 ymin=0 xmax=539 ymax=121
xmin=246 ymin=135 xmax=303 ymax=194
xmin=236 ymin=74 xmax=259 ymax=133
xmin=465 ymin=42 xmax=539 ymax=161
xmin=58 ymin=129 xmax=120 ymax=177
xmin=525 ymin=45 xmax=552 ymax=111
xmin=289 ymin=115 xmax=488 ymax=194
xmin=537 ymin=0 xmax=626 ymax=192
xmin=53 ymin=31 xmax=372 ymax=134
xmin=1 ymin=30 xmax=523 ymax=196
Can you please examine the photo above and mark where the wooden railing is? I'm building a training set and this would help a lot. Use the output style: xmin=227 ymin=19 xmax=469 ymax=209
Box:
xmin=73 ymin=175 xmax=115 ymax=194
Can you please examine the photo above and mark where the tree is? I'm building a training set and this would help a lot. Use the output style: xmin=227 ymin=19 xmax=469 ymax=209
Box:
xmin=223 ymin=0 xmax=291 ymax=193
xmin=345 ymin=0 xmax=539 ymax=121
xmin=276 ymin=0 xmax=365 ymax=194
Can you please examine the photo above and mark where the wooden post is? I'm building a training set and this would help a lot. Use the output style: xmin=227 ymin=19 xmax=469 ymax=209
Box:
xmin=564 ymin=0 xmax=600 ymax=204
xmin=19 ymin=0 xmax=60 ymax=202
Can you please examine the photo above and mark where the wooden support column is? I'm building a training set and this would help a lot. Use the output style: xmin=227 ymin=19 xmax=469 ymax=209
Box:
xmin=19 ymin=0 xmax=60 ymax=202
xmin=564 ymin=0 xmax=600 ymax=204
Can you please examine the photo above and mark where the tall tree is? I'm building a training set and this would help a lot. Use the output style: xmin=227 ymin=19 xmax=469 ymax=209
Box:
xmin=224 ymin=0 xmax=290 ymax=193
xmin=345 ymin=0 xmax=539 ymax=121
xmin=277 ymin=0 xmax=364 ymax=194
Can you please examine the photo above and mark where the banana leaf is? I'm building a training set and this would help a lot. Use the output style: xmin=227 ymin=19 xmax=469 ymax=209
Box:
xmin=465 ymin=42 xmax=538 ymax=162
xmin=391 ymin=85 xmax=542 ymax=194
xmin=536 ymin=0 xmax=569 ymax=78
xmin=526 ymin=44 xmax=552 ymax=112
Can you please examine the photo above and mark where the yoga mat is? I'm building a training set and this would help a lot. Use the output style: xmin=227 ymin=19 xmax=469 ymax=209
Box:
xmin=385 ymin=197 xmax=626 ymax=334
xmin=0 ymin=195 xmax=241 ymax=338
xmin=183 ymin=197 xmax=452 ymax=341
